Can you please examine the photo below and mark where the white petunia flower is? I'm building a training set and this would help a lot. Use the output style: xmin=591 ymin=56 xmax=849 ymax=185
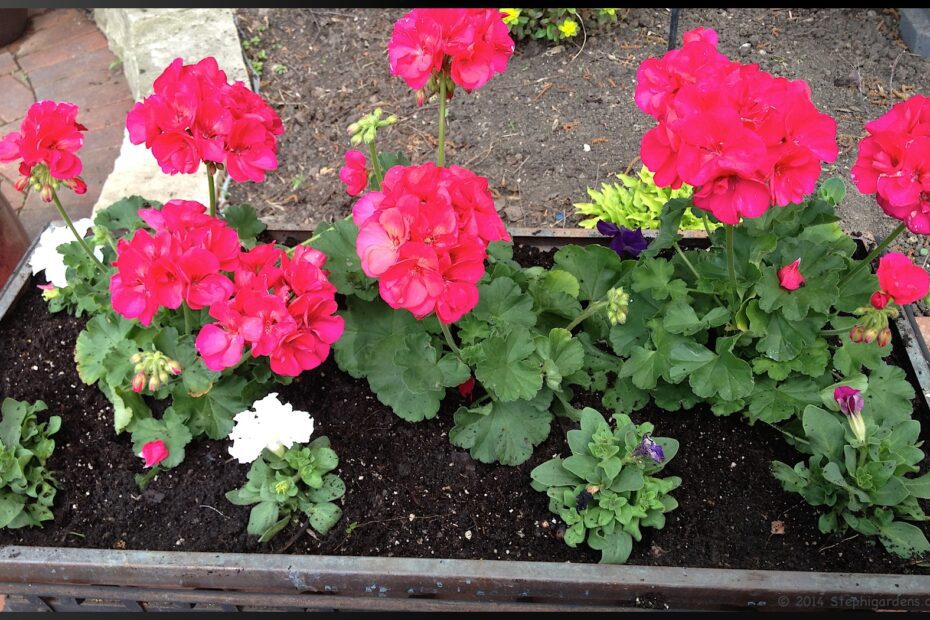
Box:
xmin=228 ymin=393 xmax=315 ymax=464
xmin=29 ymin=219 xmax=104 ymax=288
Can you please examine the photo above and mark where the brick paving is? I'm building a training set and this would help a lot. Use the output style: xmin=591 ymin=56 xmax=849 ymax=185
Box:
xmin=0 ymin=9 xmax=132 ymax=238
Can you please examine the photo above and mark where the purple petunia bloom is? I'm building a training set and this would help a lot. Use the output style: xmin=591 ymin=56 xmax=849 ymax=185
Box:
xmin=833 ymin=386 xmax=864 ymax=417
xmin=633 ymin=433 xmax=665 ymax=464
xmin=596 ymin=221 xmax=649 ymax=259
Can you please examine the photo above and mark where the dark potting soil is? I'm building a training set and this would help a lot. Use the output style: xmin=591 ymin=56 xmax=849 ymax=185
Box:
xmin=0 ymin=243 xmax=929 ymax=574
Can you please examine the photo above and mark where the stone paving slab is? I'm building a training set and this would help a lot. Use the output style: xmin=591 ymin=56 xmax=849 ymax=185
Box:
xmin=0 ymin=9 xmax=132 ymax=239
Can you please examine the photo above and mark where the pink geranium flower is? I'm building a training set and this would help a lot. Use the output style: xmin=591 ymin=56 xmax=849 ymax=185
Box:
xmin=777 ymin=258 xmax=805 ymax=291
xmin=139 ymin=440 xmax=169 ymax=468
xmin=339 ymin=150 xmax=369 ymax=196
xmin=876 ymin=252 xmax=930 ymax=305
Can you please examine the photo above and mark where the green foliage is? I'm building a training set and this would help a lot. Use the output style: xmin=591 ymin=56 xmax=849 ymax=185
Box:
xmin=226 ymin=437 xmax=345 ymax=542
xmin=503 ymin=8 xmax=621 ymax=44
xmin=0 ymin=399 xmax=60 ymax=529
xmin=530 ymin=408 xmax=680 ymax=563
xmin=574 ymin=166 xmax=703 ymax=232
xmin=772 ymin=406 xmax=930 ymax=558
xmin=221 ymin=204 xmax=266 ymax=248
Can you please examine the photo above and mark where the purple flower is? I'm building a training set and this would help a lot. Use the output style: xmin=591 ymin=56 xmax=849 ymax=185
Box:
xmin=633 ymin=433 xmax=665 ymax=464
xmin=596 ymin=221 xmax=649 ymax=259
xmin=833 ymin=386 xmax=863 ymax=417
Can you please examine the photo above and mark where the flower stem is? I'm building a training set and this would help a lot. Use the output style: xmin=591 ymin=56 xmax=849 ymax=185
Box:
xmin=566 ymin=300 xmax=608 ymax=332
xmin=440 ymin=321 xmax=462 ymax=358
xmin=725 ymin=224 xmax=737 ymax=290
xmin=50 ymin=188 xmax=105 ymax=272
xmin=437 ymin=77 xmax=447 ymax=167
xmin=207 ymin=167 xmax=217 ymax=218
xmin=674 ymin=242 xmax=701 ymax=281
xmin=837 ymin=222 xmax=907 ymax=291
xmin=368 ymin=140 xmax=384 ymax=187
xmin=701 ymin=213 xmax=713 ymax=237
xmin=761 ymin=420 xmax=810 ymax=446
xmin=183 ymin=304 xmax=193 ymax=335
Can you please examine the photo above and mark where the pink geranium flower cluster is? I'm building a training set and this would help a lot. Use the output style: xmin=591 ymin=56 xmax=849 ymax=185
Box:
xmin=353 ymin=163 xmax=509 ymax=324
xmin=110 ymin=200 xmax=239 ymax=326
xmin=195 ymin=244 xmax=344 ymax=376
xmin=0 ymin=100 xmax=88 ymax=200
xmin=388 ymin=9 xmax=514 ymax=95
xmin=126 ymin=57 xmax=283 ymax=182
xmin=851 ymin=95 xmax=930 ymax=234
xmin=635 ymin=27 xmax=838 ymax=225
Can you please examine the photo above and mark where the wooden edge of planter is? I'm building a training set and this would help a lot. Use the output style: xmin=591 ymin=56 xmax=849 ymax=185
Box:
xmin=2 ymin=227 xmax=930 ymax=611
xmin=0 ymin=545 xmax=929 ymax=611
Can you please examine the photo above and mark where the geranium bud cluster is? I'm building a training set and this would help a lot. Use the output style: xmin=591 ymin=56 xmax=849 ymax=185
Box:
xmin=126 ymin=57 xmax=284 ymax=182
xmin=606 ymin=287 xmax=630 ymax=326
xmin=0 ymin=100 xmax=88 ymax=202
xmin=849 ymin=252 xmax=930 ymax=347
xmin=388 ymin=9 xmax=514 ymax=101
xmin=347 ymin=108 xmax=397 ymax=146
xmin=110 ymin=200 xmax=240 ymax=326
xmin=851 ymin=95 xmax=930 ymax=234
xmin=130 ymin=350 xmax=183 ymax=393
xmin=352 ymin=162 xmax=510 ymax=324
xmin=635 ymin=27 xmax=838 ymax=225
xmin=195 ymin=244 xmax=344 ymax=377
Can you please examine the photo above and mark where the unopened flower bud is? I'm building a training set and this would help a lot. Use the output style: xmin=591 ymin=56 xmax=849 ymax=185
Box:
xmin=148 ymin=375 xmax=161 ymax=392
xmin=862 ymin=327 xmax=877 ymax=344
xmin=13 ymin=176 xmax=29 ymax=192
xmin=877 ymin=327 xmax=891 ymax=348
xmin=130 ymin=352 xmax=144 ymax=365
xmin=131 ymin=372 xmax=146 ymax=394
xmin=384 ymin=114 xmax=398 ymax=125
xmin=849 ymin=324 xmax=863 ymax=343
xmin=40 ymin=184 xmax=53 ymax=203
xmin=347 ymin=122 xmax=359 ymax=135
xmin=350 ymin=133 xmax=363 ymax=146
xmin=165 ymin=359 xmax=183 ymax=376
xmin=416 ymin=89 xmax=427 ymax=107
xmin=158 ymin=369 xmax=170 ymax=384
xmin=870 ymin=290 xmax=891 ymax=309
xmin=606 ymin=287 xmax=630 ymax=326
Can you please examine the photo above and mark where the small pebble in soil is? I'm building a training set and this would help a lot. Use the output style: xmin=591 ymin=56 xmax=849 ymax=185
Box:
xmin=465 ymin=530 xmax=472 ymax=540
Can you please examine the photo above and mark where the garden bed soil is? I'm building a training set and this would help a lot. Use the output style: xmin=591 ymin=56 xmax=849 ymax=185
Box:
xmin=229 ymin=7 xmax=928 ymax=252
xmin=0 ymin=243 xmax=929 ymax=575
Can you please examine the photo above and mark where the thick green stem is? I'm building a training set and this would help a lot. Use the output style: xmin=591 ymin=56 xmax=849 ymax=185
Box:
xmin=368 ymin=140 xmax=384 ymax=186
xmin=183 ymin=304 xmax=193 ymax=335
xmin=437 ymin=77 xmax=447 ymax=167
xmin=838 ymin=222 xmax=907 ymax=290
xmin=566 ymin=300 xmax=608 ymax=332
xmin=440 ymin=321 xmax=462 ymax=359
xmin=50 ymin=189 xmax=105 ymax=272
xmin=725 ymin=225 xmax=737 ymax=290
xmin=701 ymin=213 xmax=713 ymax=237
xmin=207 ymin=167 xmax=217 ymax=217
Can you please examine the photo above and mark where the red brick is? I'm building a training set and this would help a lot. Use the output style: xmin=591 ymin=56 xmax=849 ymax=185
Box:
xmin=79 ymin=95 xmax=133 ymax=131
xmin=0 ymin=51 xmax=15 ymax=76
xmin=17 ymin=193 xmax=55 ymax=240
xmin=28 ymin=47 xmax=116 ymax=99
xmin=14 ymin=10 xmax=93 ymax=58
xmin=0 ymin=160 xmax=22 ymax=185
xmin=28 ymin=8 xmax=82 ymax=32
xmin=78 ymin=144 xmax=121 ymax=191
xmin=0 ymin=75 xmax=34 ymax=124
xmin=17 ymin=29 xmax=108 ymax=73
xmin=80 ymin=123 xmax=124 ymax=155
xmin=1 ymin=178 xmax=25 ymax=213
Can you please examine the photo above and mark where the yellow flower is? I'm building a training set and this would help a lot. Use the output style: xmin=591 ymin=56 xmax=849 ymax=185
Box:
xmin=501 ymin=8 xmax=521 ymax=25
xmin=558 ymin=18 xmax=579 ymax=38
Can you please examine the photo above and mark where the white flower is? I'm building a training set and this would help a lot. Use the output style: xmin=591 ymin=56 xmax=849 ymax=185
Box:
xmin=227 ymin=393 xmax=315 ymax=464
xmin=30 ymin=219 xmax=104 ymax=288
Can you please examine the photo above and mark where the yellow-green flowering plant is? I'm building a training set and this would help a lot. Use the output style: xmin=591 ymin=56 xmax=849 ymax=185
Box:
xmin=502 ymin=8 xmax=620 ymax=43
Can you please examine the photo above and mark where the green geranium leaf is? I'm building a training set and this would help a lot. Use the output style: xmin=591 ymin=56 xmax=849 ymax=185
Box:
xmin=756 ymin=266 xmax=839 ymax=321
xmin=472 ymin=276 xmax=536 ymax=334
xmin=617 ymin=346 xmax=663 ymax=390
xmin=666 ymin=340 xmax=715 ymax=384
xmin=93 ymin=195 xmax=157 ymax=234
xmin=388 ymin=332 xmax=469 ymax=421
xmin=747 ymin=376 xmax=821 ymax=425
xmin=221 ymin=203 xmax=266 ymax=248
xmin=529 ymin=270 xmax=582 ymax=322
xmin=449 ymin=390 xmax=553 ymax=466
xmin=863 ymin=363 xmax=915 ymax=427
xmin=631 ymin=258 xmax=686 ymax=301
xmin=536 ymin=328 xmax=584 ymax=390
xmin=129 ymin=407 xmax=193 ymax=469
xmin=155 ymin=328 xmax=219 ymax=397
xmin=553 ymin=244 xmax=625 ymax=301
xmin=75 ymin=313 xmax=140 ymax=386
xmin=746 ymin=301 xmax=823 ymax=362
xmin=173 ymin=375 xmax=254 ymax=440
xmin=642 ymin=198 xmax=691 ymax=259
xmin=100 ymin=381 xmax=151 ymax=433
xmin=833 ymin=334 xmax=890 ymax=378
xmin=310 ymin=218 xmax=378 ymax=301
xmin=475 ymin=329 xmax=543 ymax=402
xmin=688 ymin=336 xmax=753 ymax=402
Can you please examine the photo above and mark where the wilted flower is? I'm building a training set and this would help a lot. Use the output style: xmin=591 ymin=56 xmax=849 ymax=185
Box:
xmin=834 ymin=385 xmax=866 ymax=442
xmin=632 ymin=433 xmax=665 ymax=463
xmin=777 ymin=258 xmax=805 ymax=291
xmin=596 ymin=221 xmax=648 ymax=259
xmin=139 ymin=440 xmax=169 ymax=468
xmin=228 ymin=393 xmax=315 ymax=464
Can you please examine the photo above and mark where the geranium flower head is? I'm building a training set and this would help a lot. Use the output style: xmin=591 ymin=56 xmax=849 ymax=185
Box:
xmin=227 ymin=393 xmax=315 ymax=463
xmin=339 ymin=149 xmax=368 ymax=196
xmin=0 ymin=100 xmax=88 ymax=201
xmin=126 ymin=57 xmax=282 ymax=181
xmin=876 ymin=252 xmax=930 ymax=305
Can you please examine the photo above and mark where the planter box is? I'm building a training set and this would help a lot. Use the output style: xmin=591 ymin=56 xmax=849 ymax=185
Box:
xmin=1 ymin=227 xmax=929 ymax=612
